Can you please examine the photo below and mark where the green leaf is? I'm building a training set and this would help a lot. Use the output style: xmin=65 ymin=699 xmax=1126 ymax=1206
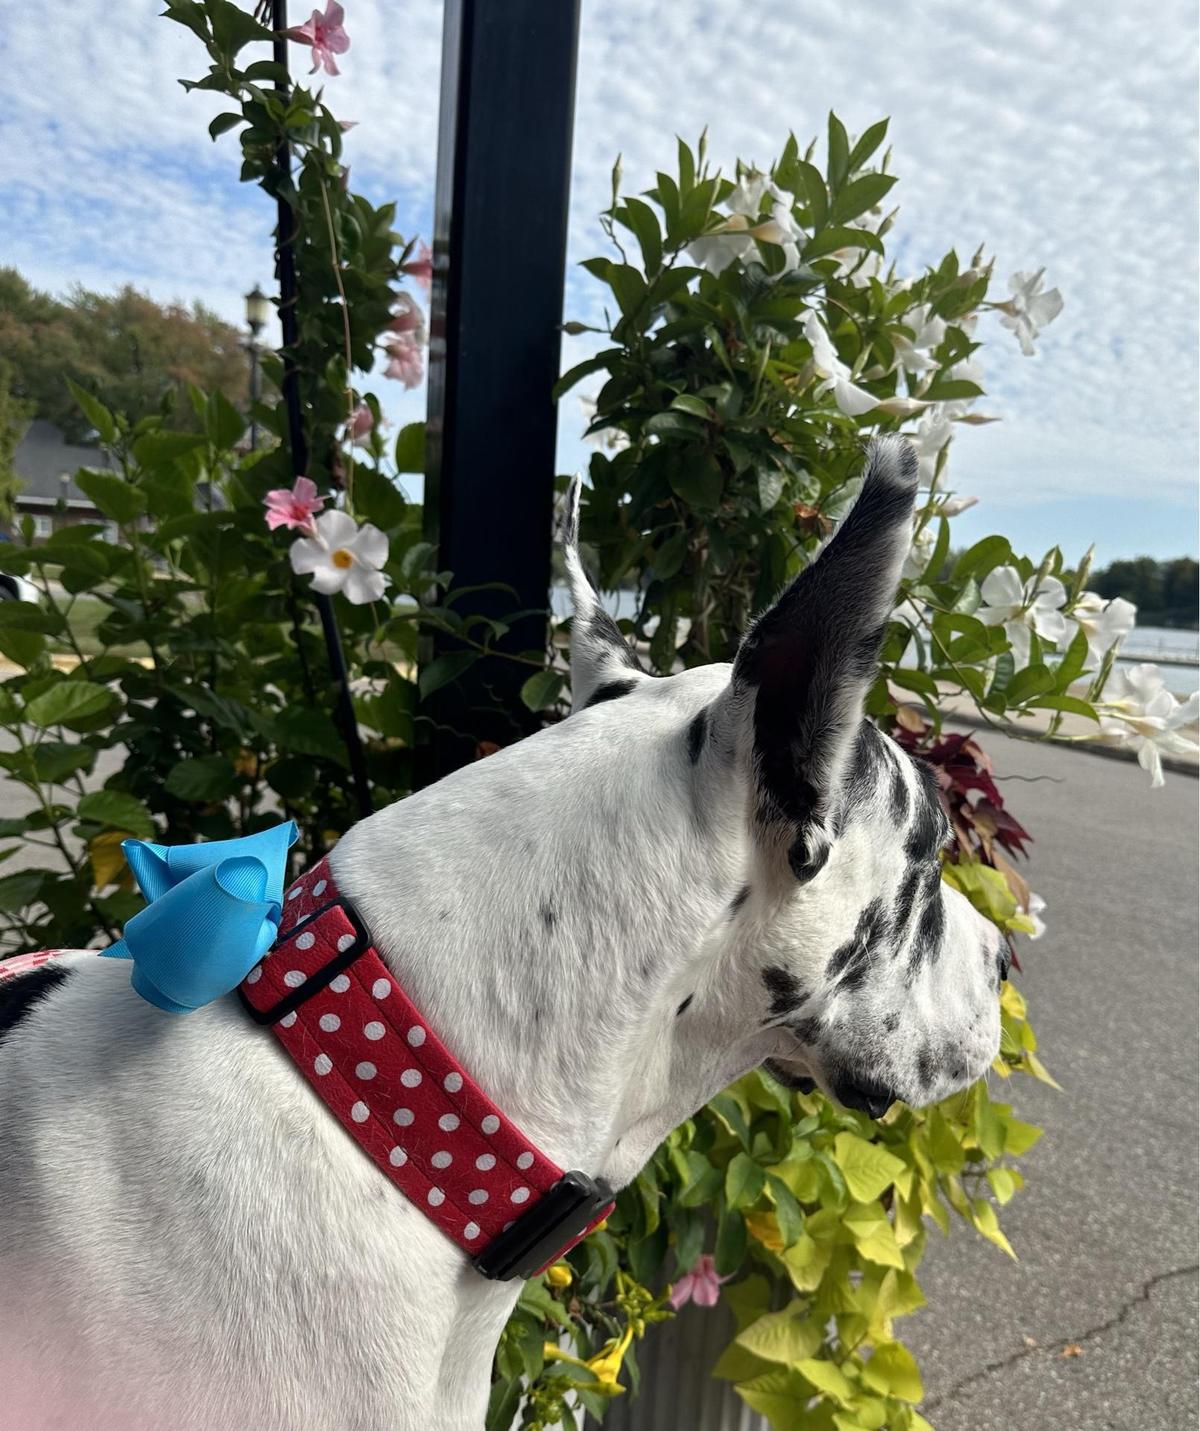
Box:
xmin=726 ymin=1152 xmax=766 ymax=1210
xmin=66 ymin=380 xmax=116 ymax=445
xmin=735 ymin=1303 xmax=822 ymax=1367
xmin=862 ymin=1342 xmax=923 ymax=1403
xmin=953 ymin=535 xmax=1013 ymax=583
xmin=205 ymin=390 xmax=246 ymax=450
xmin=847 ymin=118 xmax=890 ymax=173
xmin=1007 ymin=663 xmax=1055 ymax=705
xmin=669 ymin=393 xmax=712 ymax=420
xmin=394 ymin=422 xmax=425 ymax=474
xmin=650 ymin=530 xmax=688 ymax=581
xmin=520 ymin=669 xmax=566 ymax=712
xmin=715 ymin=1198 xmax=748 ymax=1275
xmin=765 ymin=1174 xmax=805 ymax=1249
xmin=1028 ymin=694 xmax=1099 ymax=722
xmin=208 ymin=111 xmax=243 ymax=140
xmin=830 ymin=172 xmax=897 ymax=225
xmin=0 ymin=870 xmax=45 ymax=913
xmin=827 ymin=112 xmax=851 ymax=189
xmin=757 ymin=468 xmax=784 ymax=512
xmin=25 ymin=680 xmax=115 ymax=728
xmin=77 ymin=791 xmax=155 ymax=839
xmin=667 ymin=451 xmax=724 ymax=511
xmin=831 ymin=1132 xmax=906 ymax=1202
xmin=798 ymin=1355 xmax=855 ymax=1406
xmin=803 ymin=224 xmax=885 ymax=260
xmin=164 ymin=755 xmax=240 ymax=802
xmin=0 ymin=627 xmax=45 ymax=668
xmin=418 ymin=651 xmax=477 ymax=700
xmin=553 ymin=349 xmax=623 ymax=400
xmin=74 ymin=471 xmax=146 ymax=526
xmin=620 ymin=195 xmax=663 ymax=274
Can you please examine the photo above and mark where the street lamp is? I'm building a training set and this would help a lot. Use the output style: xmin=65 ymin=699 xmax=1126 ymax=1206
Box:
xmin=244 ymin=284 xmax=270 ymax=450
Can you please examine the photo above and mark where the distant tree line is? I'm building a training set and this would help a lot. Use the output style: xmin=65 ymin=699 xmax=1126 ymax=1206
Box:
xmin=0 ymin=267 xmax=256 ymax=515
xmin=1091 ymin=555 xmax=1198 ymax=630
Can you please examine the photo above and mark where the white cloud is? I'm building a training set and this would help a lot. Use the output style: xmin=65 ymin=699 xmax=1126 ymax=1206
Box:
xmin=0 ymin=0 xmax=1195 ymax=551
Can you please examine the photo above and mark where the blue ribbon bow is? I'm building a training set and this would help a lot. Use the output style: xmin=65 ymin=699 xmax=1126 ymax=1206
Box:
xmin=101 ymin=821 xmax=299 ymax=1014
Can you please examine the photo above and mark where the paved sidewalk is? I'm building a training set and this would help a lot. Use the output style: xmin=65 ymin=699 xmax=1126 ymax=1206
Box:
xmin=907 ymin=728 xmax=1199 ymax=1430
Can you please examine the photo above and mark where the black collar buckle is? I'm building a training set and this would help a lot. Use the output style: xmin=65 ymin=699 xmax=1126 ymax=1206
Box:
xmin=471 ymin=1170 xmax=613 ymax=1281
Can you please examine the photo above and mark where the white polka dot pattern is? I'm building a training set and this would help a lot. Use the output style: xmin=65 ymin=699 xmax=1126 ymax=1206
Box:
xmin=235 ymin=857 xmax=615 ymax=1263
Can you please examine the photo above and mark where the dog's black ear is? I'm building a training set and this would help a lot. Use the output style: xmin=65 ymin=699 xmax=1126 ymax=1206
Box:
xmin=731 ymin=436 xmax=918 ymax=880
xmin=561 ymin=476 xmax=646 ymax=712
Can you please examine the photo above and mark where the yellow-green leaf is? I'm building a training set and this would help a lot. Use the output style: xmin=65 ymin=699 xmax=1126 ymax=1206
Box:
xmin=735 ymin=1302 xmax=823 ymax=1368
xmin=833 ymin=1133 xmax=906 ymax=1203
xmin=797 ymin=1356 xmax=855 ymax=1407
xmin=861 ymin=1341 xmax=923 ymax=1403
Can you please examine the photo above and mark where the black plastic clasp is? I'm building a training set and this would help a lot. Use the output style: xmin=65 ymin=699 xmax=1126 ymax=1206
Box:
xmin=238 ymin=899 xmax=374 ymax=1026
xmin=471 ymin=1171 xmax=613 ymax=1281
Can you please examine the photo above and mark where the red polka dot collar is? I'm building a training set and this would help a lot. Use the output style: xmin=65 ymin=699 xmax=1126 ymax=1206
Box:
xmin=236 ymin=859 xmax=614 ymax=1279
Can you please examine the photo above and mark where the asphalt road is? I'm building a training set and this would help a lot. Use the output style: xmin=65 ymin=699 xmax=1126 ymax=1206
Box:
xmin=907 ymin=730 xmax=1199 ymax=1431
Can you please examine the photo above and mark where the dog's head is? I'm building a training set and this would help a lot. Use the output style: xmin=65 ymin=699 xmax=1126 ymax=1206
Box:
xmin=563 ymin=436 xmax=1005 ymax=1118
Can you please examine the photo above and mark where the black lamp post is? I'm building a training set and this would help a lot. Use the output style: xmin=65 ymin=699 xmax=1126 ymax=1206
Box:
xmin=244 ymin=284 xmax=269 ymax=451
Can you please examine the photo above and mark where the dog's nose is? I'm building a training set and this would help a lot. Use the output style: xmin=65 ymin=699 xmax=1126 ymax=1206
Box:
xmin=834 ymin=1077 xmax=896 ymax=1119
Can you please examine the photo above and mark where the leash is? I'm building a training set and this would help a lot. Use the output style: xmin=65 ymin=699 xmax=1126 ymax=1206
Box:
xmin=0 ymin=824 xmax=612 ymax=1281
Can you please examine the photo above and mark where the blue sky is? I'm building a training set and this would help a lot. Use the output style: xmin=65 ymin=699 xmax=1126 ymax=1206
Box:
xmin=1 ymin=0 xmax=1196 ymax=564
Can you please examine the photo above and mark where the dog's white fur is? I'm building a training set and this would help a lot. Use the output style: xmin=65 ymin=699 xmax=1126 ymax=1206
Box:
xmin=0 ymin=438 xmax=1002 ymax=1430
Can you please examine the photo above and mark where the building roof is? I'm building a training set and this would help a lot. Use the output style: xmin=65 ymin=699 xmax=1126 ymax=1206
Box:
xmin=13 ymin=420 xmax=115 ymax=503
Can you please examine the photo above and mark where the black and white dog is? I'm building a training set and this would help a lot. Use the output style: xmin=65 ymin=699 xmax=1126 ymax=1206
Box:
xmin=0 ymin=437 xmax=1005 ymax=1430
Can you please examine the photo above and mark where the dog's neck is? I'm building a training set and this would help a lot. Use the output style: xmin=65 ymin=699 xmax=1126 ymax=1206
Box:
xmin=332 ymin=669 xmax=772 ymax=1191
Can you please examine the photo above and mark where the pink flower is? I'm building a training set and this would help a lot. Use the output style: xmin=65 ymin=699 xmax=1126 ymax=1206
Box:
xmin=390 ymin=292 xmax=425 ymax=338
xmin=401 ymin=241 xmax=433 ymax=295
xmin=286 ymin=0 xmax=350 ymax=76
xmin=264 ymin=476 xmax=325 ymax=534
xmin=384 ymin=335 xmax=424 ymax=389
xmin=668 ymin=1254 xmax=730 ymax=1309
xmin=346 ymin=402 xmax=374 ymax=443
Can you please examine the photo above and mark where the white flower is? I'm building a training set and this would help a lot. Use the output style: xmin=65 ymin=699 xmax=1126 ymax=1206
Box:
xmin=832 ymin=208 xmax=885 ymax=287
xmin=940 ymin=494 xmax=979 ymax=516
xmin=1073 ymin=591 xmax=1137 ymax=665
xmin=894 ymin=303 xmax=947 ymax=376
xmin=998 ymin=269 xmax=1064 ymax=356
xmin=1024 ymin=891 xmax=1047 ymax=940
xmin=1097 ymin=663 xmax=1200 ymax=788
xmin=903 ymin=520 xmax=936 ymax=581
xmin=802 ymin=310 xmax=877 ymax=416
xmin=978 ymin=565 xmax=1071 ymax=667
xmin=910 ymin=405 xmax=953 ymax=485
xmin=687 ymin=172 xmax=804 ymax=275
xmin=290 ymin=509 xmax=390 ymax=605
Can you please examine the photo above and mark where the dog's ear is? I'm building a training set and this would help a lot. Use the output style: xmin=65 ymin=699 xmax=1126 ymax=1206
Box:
xmin=561 ymin=476 xmax=646 ymax=712
xmin=730 ymin=436 xmax=918 ymax=880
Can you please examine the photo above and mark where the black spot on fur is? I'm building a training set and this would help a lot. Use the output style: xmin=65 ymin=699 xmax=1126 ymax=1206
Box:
xmin=827 ymin=899 xmax=889 ymax=991
xmin=889 ymin=762 xmax=910 ymax=825
xmin=908 ymin=884 xmax=947 ymax=978
xmin=884 ymin=1012 xmax=900 ymax=1034
xmin=585 ymin=678 xmax=638 ymax=709
xmin=890 ymin=864 xmax=925 ymax=947
xmin=762 ymin=966 xmax=806 ymax=1019
xmin=686 ymin=707 xmax=710 ymax=764
xmin=904 ymin=758 xmax=950 ymax=861
xmin=540 ymin=901 xmax=557 ymax=930
xmin=0 ymin=964 xmax=71 ymax=1045
xmin=790 ymin=1016 xmax=823 ymax=1046
xmin=917 ymin=1045 xmax=938 ymax=1088
xmin=587 ymin=609 xmax=644 ymax=673
xmin=729 ymin=885 xmax=751 ymax=916
xmin=841 ymin=722 xmax=886 ymax=813
xmin=676 ymin=994 xmax=694 ymax=1017
xmin=787 ymin=837 xmax=830 ymax=885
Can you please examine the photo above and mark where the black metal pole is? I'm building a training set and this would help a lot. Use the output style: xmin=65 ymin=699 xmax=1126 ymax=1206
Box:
xmin=271 ymin=0 xmax=372 ymax=821
xmin=416 ymin=0 xmax=582 ymax=787
xmin=248 ymin=340 xmax=261 ymax=452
